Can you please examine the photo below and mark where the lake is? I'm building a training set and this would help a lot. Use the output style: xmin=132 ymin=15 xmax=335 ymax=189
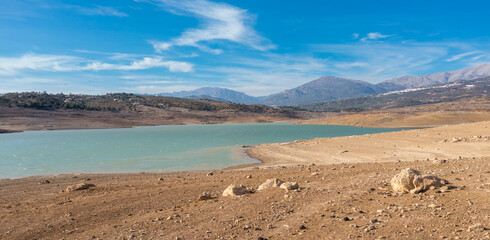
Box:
xmin=0 ymin=123 xmax=399 ymax=178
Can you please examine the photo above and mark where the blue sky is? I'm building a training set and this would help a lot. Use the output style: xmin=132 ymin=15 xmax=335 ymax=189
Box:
xmin=1 ymin=0 xmax=489 ymax=96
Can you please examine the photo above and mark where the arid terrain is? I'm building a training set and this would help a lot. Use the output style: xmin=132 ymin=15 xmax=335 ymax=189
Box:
xmin=1 ymin=121 xmax=489 ymax=239
xmin=298 ymin=97 xmax=490 ymax=128
xmin=0 ymin=106 xmax=324 ymax=133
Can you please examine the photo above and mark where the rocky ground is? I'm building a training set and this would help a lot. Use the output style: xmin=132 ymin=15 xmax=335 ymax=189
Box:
xmin=0 ymin=157 xmax=488 ymax=240
xmin=0 ymin=106 xmax=325 ymax=133
xmin=298 ymin=97 xmax=490 ymax=128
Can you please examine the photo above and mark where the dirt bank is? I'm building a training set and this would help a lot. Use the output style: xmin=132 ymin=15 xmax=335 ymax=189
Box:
xmin=1 ymin=121 xmax=489 ymax=239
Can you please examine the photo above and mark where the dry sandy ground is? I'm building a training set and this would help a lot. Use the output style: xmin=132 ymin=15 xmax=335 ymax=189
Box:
xmin=1 ymin=122 xmax=489 ymax=239
xmin=297 ymin=111 xmax=490 ymax=128
xmin=299 ymin=97 xmax=490 ymax=128
xmin=248 ymin=121 xmax=490 ymax=168
xmin=0 ymin=106 xmax=322 ymax=133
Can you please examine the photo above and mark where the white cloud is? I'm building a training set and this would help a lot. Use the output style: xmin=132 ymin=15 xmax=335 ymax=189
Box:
xmin=59 ymin=5 xmax=129 ymax=17
xmin=129 ymin=85 xmax=200 ymax=94
xmin=87 ymin=57 xmax=193 ymax=72
xmin=445 ymin=51 xmax=479 ymax=62
xmin=140 ymin=0 xmax=275 ymax=54
xmin=77 ymin=6 xmax=128 ymax=17
xmin=0 ymin=54 xmax=82 ymax=75
xmin=352 ymin=33 xmax=359 ymax=39
xmin=196 ymin=54 xmax=329 ymax=96
xmin=361 ymin=32 xmax=392 ymax=42
xmin=313 ymin=42 xmax=450 ymax=81
xmin=0 ymin=54 xmax=193 ymax=75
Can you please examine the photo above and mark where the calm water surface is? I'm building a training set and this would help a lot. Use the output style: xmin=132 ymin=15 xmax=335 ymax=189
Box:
xmin=0 ymin=123 xmax=399 ymax=178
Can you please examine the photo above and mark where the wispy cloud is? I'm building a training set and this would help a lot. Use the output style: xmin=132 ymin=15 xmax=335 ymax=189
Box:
xmin=360 ymin=32 xmax=392 ymax=42
xmin=0 ymin=54 xmax=193 ymax=75
xmin=194 ymin=54 xmax=329 ymax=96
xmin=129 ymin=85 xmax=200 ymax=94
xmin=77 ymin=5 xmax=128 ymax=17
xmin=313 ymin=42 xmax=449 ymax=81
xmin=445 ymin=51 xmax=479 ymax=62
xmin=0 ymin=54 xmax=82 ymax=75
xmin=312 ymin=40 xmax=490 ymax=81
xmin=87 ymin=57 xmax=193 ymax=72
xmin=139 ymin=0 xmax=275 ymax=54
xmin=61 ymin=5 xmax=128 ymax=17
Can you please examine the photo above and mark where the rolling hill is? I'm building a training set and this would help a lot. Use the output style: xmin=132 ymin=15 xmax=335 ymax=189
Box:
xmin=259 ymin=76 xmax=386 ymax=106
xmin=301 ymin=77 xmax=490 ymax=112
xmin=158 ymin=87 xmax=263 ymax=104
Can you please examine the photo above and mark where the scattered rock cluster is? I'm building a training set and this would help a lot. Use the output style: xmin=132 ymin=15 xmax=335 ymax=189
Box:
xmin=440 ymin=135 xmax=489 ymax=143
xmin=222 ymin=178 xmax=299 ymax=197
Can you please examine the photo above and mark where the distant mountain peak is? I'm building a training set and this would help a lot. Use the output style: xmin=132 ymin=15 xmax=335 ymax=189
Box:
xmin=157 ymin=87 xmax=263 ymax=104
xmin=377 ymin=62 xmax=490 ymax=91
xmin=259 ymin=76 xmax=386 ymax=106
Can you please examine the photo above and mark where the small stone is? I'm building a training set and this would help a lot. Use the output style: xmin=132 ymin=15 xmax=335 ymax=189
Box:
xmin=467 ymin=223 xmax=484 ymax=232
xmin=198 ymin=192 xmax=213 ymax=201
xmin=158 ymin=177 xmax=164 ymax=181
xmin=245 ymin=175 xmax=252 ymax=179
xmin=370 ymin=219 xmax=378 ymax=224
xmin=299 ymin=225 xmax=307 ymax=230
xmin=206 ymin=172 xmax=213 ymax=176
xmin=65 ymin=183 xmax=95 ymax=192
xmin=365 ymin=225 xmax=376 ymax=232
xmin=40 ymin=179 xmax=50 ymax=184
xmin=243 ymin=225 xmax=251 ymax=230
xmin=280 ymin=182 xmax=299 ymax=191
xmin=258 ymin=178 xmax=284 ymax=190
xmin=222 ymin=184 xmax=249 ymax=197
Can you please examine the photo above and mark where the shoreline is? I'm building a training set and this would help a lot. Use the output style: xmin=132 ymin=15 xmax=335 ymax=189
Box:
xmin=3 ymin=120 xmax=487 ymax=180
xmin=247 ymin=121 xmax=490 ymax=168
xmin=1 ymin=120 xmax=489 ymax=239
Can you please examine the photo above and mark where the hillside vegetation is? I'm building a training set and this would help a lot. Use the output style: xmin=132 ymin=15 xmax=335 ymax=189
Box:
xmin=0 ymin=92 xmax=290 ymax=114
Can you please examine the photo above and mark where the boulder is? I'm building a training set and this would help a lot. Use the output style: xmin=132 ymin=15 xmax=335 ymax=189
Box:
xmin=280 ymin=182 xmax=299 ymax=191
xmin=390 ymin=168 xmax=446 ymax=193
xmin=66 ymin=183 xmax=95 ymax=192
xmin=222 ymin=184 xmax=249 ymax=197
xmin=390 ymin=168 xmax=421 ymax=192
xmin=257 ymin=178 xmax=284 ymax=191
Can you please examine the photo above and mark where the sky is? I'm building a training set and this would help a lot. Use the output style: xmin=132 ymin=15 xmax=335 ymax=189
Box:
xmin=1 ymin=0 xmax=489 ymax=96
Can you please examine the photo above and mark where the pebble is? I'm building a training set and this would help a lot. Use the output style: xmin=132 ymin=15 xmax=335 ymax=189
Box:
xmin=467 ymin=223 xmax=484 ymax=232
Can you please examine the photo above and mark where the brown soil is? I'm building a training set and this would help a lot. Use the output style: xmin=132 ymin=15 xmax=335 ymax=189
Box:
xmin=298 ymin=97 xmax=490 ymax=129
xmin=248 ymin=121 xmax=490 ymax=168
xmin=0 ymin=106 xmax=326 ymax=133
xmin=297 ymin=111 xmax=490 ymax=128
xmin=1 ymin=122 xmax=489 ymax=239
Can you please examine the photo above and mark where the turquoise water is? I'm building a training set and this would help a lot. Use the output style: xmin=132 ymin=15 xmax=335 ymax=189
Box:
xmin=0 ymin=123 xmax=399 ymax=178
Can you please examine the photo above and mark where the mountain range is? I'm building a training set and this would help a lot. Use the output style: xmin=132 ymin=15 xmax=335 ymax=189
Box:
xmin=377 ymin=63 xmax=490 ymax=91
xmin=157 ymin=87 xmax=263 ymax=104
xmin=259 ymin=76 xmax=386 ymax=106
xmin=157 ymin=63 xmax=490 ymax=106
